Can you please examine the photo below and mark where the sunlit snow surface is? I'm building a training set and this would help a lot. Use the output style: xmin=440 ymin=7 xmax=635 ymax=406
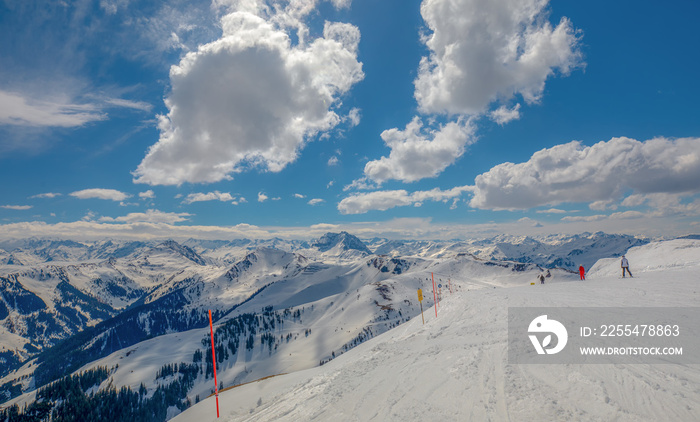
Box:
xmin=175 ymin=239 xmax=700 ymax=422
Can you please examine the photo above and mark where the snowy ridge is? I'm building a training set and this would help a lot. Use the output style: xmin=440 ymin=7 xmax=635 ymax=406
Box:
xmin=0 ymin=233 xmax=675 ymax=420
xmin=0 ymin=241 xmax=228 ymax=381
xmin=0 ymin=232 xmax=639 ymax=379
xmin=174 ymin=238 xmax=700 ymax=422
xmin=588 ymin=238 xmax=700 ymax=277
xmin=367 ymin=232 xmax=649 ymax=271
xmin=1 ymin=246 xmax=574 ymax=418
xmin=0 ymin=232 xmax=646 ymax=270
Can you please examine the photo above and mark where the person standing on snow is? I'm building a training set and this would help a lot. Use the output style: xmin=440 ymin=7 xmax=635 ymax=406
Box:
xmin=621 ymin=255 xmax=633 ymax=278
xmin=578 ymin=265 xmax=585 ymax=280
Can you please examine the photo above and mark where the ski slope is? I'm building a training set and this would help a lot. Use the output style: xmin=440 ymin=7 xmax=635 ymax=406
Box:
xmin=174 ymin=239 xmax=700 ymax=422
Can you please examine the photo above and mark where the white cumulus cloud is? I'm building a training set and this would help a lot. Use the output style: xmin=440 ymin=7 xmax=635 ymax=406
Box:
xmin=622 ymin=193 xmax=700 ymax=218
xmin=490 ymin=104 xmax=521 ymax=125
xmin=338 ymin=185 xmax=472 ymax=214
xmin=469 ymin=137 xmax=700 ymax=210
xmin=561 ymin=215 xmax=606 ymax=223
xmin=133 ymin=7 xmax=364 ymax=185
xmin=99 ymin=209 xmax=192 ymax=224
xmin=183 ymin=191 xmax=235 ymax=204
xmin=70 ymin=188 xmax=131 ymax=201
xmin=361 ymin=0 xmax=581 ymax=186
xmin=536 ymin=208 xmax=568 ymax=214
xmin=1 ymin=205 xmax=33 ymax=210
xmin=29 ymin=192 xmax=62 ymax=199
xmin=363 ymin=117 xmax=475 ymax=183
xmin=415 ymin=0 xmax=582 ymax=115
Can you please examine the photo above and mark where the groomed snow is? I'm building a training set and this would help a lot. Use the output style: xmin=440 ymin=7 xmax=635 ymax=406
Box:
xmin=174 ymin=239 xmax=700 ymax=422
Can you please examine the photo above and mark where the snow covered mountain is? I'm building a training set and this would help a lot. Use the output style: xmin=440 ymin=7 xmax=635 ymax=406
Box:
xmin=172 ymin=238 xmax=700 ymax=422
xmin=366 ymin=232 xmax=649 ymax=271
xmin=311 ymin=231 xmax=372 ymax=255
xmin=0 ymin=232 xmax=666 ymax=420
xmin=0 ymin=239 xmax=221 ymax=380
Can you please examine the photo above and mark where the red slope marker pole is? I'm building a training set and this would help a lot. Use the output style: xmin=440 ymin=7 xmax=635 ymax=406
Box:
xmin=431 ymin=272 xmax=437 ymax=317
xmin=209 ymin=310 xmax=220 ymax=418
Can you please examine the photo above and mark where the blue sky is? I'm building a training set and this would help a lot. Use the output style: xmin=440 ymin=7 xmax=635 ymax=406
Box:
xmin=1 ymin=0 xmax=699 ymax=240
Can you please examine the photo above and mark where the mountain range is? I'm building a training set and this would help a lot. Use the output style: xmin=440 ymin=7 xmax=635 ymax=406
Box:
xmin=0 ymin=231 xmax=659 ymax=420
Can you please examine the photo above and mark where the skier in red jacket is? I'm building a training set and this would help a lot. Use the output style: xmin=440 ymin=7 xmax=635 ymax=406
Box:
xmin=579 ymin=265 xmax=585 ymax=280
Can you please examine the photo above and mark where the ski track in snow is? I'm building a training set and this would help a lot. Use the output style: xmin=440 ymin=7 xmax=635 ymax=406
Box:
xmin=175 ymin=240 xmax=700 ymax=422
